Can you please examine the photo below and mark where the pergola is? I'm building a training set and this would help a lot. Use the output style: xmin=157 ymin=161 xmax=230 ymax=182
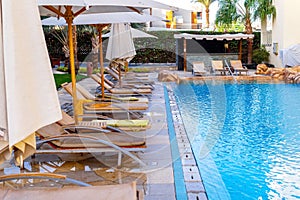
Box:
xmin=174 ymin=33 xmax=255 ymax=71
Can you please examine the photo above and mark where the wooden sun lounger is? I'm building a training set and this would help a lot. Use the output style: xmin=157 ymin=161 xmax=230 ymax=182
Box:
xmin=0 ymin=183 xmax=138 ymax=200
xmin=59 ymin=111 xmax=150 ymax=132
xmin=76 ymin=82 xmax=149 ymax=104
xmin=0 ymin=173 xmax=138 ymax=200
xmin=230 ymin=60 xmax=248 ymax=75
xmin=96 ymin=73 xmax=154 ymax=90
xmin=61 ymin=82 xmax=149 ymax=115
xmin=212 ymin=60 xmax=227 ymax=75
xmin=105 ymin=67 xmax=154 ymax=85
xmin=192 ymin=61 xmax=207 ymax=76
xmin=35 ymin=123 xmax=146 ymax=167
xmin=91 ymin=75 xmax=152 ymax=95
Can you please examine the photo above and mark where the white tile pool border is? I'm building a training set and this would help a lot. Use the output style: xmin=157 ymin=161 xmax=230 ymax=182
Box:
xmin=166 ymin=87 xmax=208 ymax=200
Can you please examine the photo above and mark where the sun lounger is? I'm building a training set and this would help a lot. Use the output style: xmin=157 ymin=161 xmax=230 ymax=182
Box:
xmin=75 ymin=83 xmax=149 ymax=104
xmin=96 ymin=73 xmax=154 ymax=90
xmin=59 ymin=111 xmax=150 ymax=132
xmin=230 ymin=60 xmax=248 ymax=75
xmin=90 ymin=75 xmax=152 ymax=95
xmin=211 ymin=60 xmax=227 ymax=75
xmin=61 ymin=82 xmax=149 ymax=115
xmin=35 ymin=122 xmax=146 ymax=167
xmin=192 ymin=61 xmax=207 ymax=76
xmin=0 ymin=173 xmax=139 ymax=200
xmin=105 ymin=67 xmax=155 ymax=85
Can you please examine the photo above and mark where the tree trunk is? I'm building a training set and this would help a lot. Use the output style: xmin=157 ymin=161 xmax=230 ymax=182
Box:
xmin=261 ymin=18 xmax=268 ymax=46
xmin=91 ymin=34 xmax=99 ymax=69
xmin=245 ymin=17 xmax=253 ymax=64
xmin=206 ymin=7 xmax=210 ymax=28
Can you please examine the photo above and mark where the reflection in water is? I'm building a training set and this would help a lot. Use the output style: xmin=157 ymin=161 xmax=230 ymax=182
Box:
xmin=174 ymin=82 xmax=300 ymax=200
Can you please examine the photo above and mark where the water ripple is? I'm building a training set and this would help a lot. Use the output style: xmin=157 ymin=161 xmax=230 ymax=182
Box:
xmin=174 ymin=83 xmax=300 ymax=200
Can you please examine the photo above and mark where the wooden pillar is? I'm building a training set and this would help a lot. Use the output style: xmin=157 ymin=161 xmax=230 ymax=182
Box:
xmin=65 ymin=6 xmax=78 ymax=124
xmin=183 ymin=38 xmax=187 ymax=72
xmin=238 ymin=40 xmax=243 ymax=60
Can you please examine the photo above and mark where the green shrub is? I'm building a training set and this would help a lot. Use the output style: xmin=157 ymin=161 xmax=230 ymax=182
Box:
xmin=252 ymin=46 xmax=270 ymax=64
xmin=56 ymin=66 xmax=68 ymax=72
xmin=53 ymin=74 xmax=87 ymax=89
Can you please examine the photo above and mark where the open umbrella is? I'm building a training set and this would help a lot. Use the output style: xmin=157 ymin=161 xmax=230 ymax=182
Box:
xmin=0 ymin=0 xmax=61 ymax=166
xmin=41 ymin=12 xmax=164 ymax=25
xmin=38 ymin=0 xmax=177 ymax=123
xmin=102 ymin=27 xmax=158 ymax=39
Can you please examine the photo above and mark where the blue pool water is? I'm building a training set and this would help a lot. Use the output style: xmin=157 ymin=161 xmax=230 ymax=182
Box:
xmin=173 ymin=81 xmax=300 ymax=200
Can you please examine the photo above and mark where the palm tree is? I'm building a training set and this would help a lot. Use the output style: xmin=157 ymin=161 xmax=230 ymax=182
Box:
xmin=215 ymin=0 xmax=255 ymax=64
xmin=237 ymin=0 xmax=256 ymax=64
xmin=215 ymin=0 xmax=239 ymax=31
xmin=197 ymin=0 xmax=217 ymax=28
xmin=254 ymin=0 xmax=276 ymax=46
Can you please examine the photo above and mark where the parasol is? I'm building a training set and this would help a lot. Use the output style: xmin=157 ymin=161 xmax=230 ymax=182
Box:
xmin=38 ymin=0 xmax=177 ymax=123
xmin=0 ymin=0 xmax=61 ymax=166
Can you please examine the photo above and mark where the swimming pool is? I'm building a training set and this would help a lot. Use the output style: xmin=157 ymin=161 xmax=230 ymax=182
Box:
xmin=172 ymin=81 xmax=300 ymax=200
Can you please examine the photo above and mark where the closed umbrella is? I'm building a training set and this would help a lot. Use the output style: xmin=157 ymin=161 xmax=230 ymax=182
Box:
xmin=0 ymin=0 xmax=61 ymax=166
xmin=106 ymin=23 xmax=136 ymax=86
xmin=38 ymin=0 xmax=177 ymax=123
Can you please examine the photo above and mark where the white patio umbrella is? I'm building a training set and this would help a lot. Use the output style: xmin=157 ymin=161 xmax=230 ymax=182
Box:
xmin=102 ymin=27 xmax=158 ymax=39
xmin=38 ymin=0 xmax=177 ymax=123
xmin=106 ymin=23 xmax=136 ymax=86
xmin=42 ymin=12 xmax=161 ymax=97
xmin=41 ymin=12 xmax=164 ymax=25
xmin=0 ymin=0 xmax=61 ymax=166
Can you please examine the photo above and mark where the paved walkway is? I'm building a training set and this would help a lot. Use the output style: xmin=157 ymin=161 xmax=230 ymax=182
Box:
xmin=58 ymin=73 xmax=178 ymax=199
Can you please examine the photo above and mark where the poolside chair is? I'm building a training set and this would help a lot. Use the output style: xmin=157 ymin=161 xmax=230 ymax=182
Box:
xmin=230 ymin=60 xmax=248 ymax=75
xmin=211 ymin=60 xmax=227 ymax=75
xmin=75 ymin=83 xmax=149 ymax=104
xmin=62 ymin=82 xmax=149 ymax=111
xmin=192 ymin=61 xmax=207 ymax=76
xmin=105 ymin=67 xmax=154 ymax=85
xmin=96 ymin=73 xmax=154 ymax=90
xmin=35 ymin=122 xmax=146 ymax=167
xmin=60 ymin=110 xmax=150 ymax=132
xmin=89 ymin=75 xmax=152 ymax=95
xmin=0 ymin=173 xmax=139 ymax=200
xmin=109 ymin=60 xmax=149 ymax=78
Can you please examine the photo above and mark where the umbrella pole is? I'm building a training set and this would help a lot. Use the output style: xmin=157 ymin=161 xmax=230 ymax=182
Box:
xmin=66 ymin=7 xmax=78 ymax=124
xmin=97 ymin=25 xmax=105 ymax=99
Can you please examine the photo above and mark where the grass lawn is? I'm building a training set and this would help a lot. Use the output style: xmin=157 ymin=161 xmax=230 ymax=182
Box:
xmin=53 ymin=74 xmax=87 ymax=89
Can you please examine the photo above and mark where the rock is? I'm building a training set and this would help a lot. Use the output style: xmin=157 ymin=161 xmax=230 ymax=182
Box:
xmin=158 ymin=70 xmax=179 ymax=82
xmin=256 ymin=63 xmax=268 ymax=74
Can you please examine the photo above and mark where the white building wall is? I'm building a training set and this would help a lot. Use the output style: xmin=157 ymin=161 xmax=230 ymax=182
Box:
xmin=271 ymin=0 xmax=300 ymax=67
xmin=147 ymin=8 xmax=166 ymax=28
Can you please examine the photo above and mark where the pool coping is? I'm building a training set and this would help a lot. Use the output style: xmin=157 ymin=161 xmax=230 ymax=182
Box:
xmin=164 ymin=85 xmax=208 ymax=200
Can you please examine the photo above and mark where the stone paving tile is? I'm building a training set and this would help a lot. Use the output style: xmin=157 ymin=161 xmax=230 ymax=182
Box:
xmin=183 ymin=172 xmax=202 ymax=182
xmin=187 ymin=192 xmax=208 ymax=200
xmin=146 ymin=167 xmax=174 ymax=184
xmin=185 ymin=182 xmax=206 ymax=193
xmin=147 ymin=183 xmax=176 ymax=195
xmin=145 ymin=194 xmax=176 ymax=200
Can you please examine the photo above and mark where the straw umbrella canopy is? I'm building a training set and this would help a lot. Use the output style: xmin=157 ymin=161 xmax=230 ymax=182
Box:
xmin=38 ymin=0 xmax=176 ymax=123
xmin=0 ymin=0 xmax=62 ymax=166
